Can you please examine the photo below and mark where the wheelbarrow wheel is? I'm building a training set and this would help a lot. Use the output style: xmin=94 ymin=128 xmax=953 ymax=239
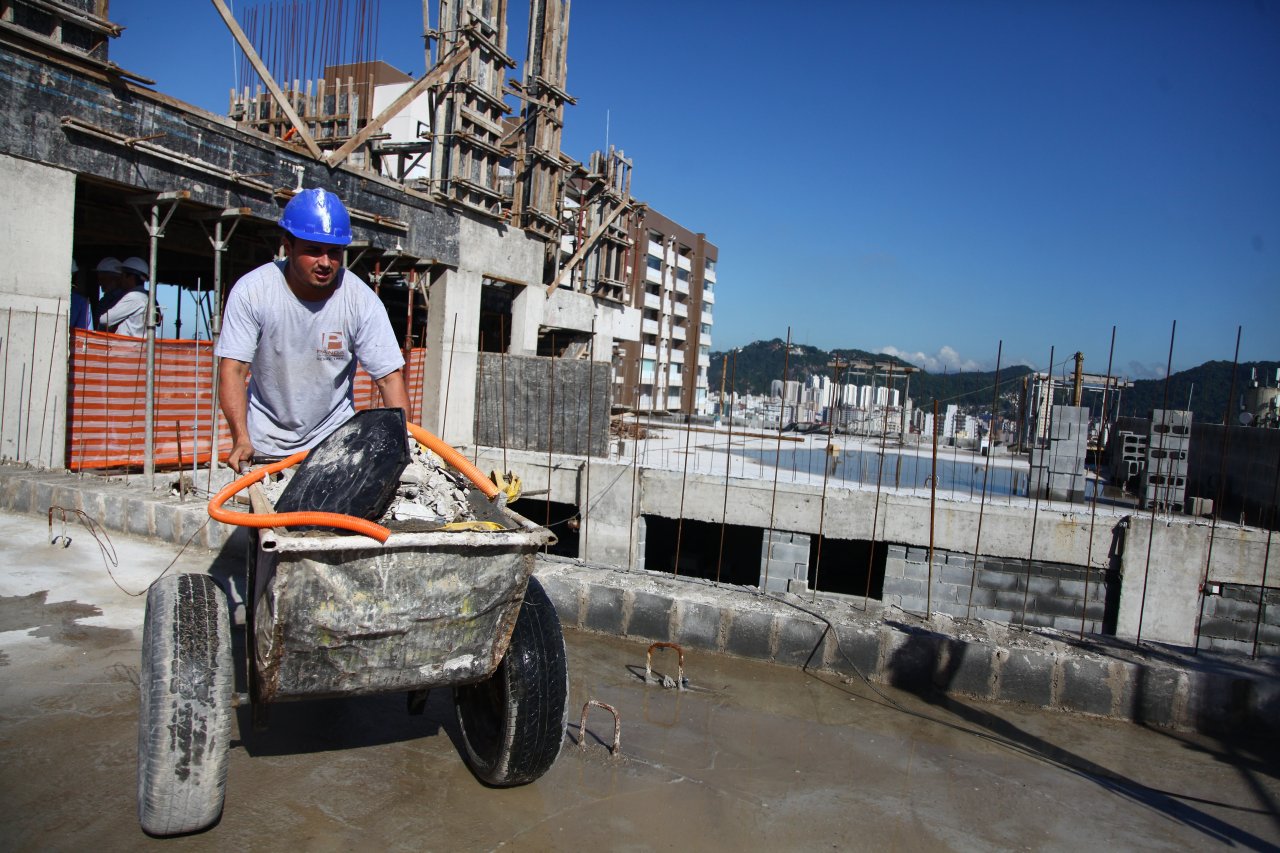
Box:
xmin=137 ymin=573 xmax=234 ymax=836
xmin=454 ymin=576 xmax=567 ymax=786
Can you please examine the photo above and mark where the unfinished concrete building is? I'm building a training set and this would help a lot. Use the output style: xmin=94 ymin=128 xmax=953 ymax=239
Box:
xmin=0 ymin=1 xmax=1274 ymax=661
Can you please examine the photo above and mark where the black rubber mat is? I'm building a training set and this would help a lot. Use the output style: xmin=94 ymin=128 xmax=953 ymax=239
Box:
xmin=273 ymin=408 xmax=411 ymax=523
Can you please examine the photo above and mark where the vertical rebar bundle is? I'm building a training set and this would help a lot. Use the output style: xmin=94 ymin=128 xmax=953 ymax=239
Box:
xmin=236 ymin=0 xmax=383 ymax=99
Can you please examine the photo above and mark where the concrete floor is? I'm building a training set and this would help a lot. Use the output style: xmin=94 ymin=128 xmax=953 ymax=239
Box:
xmin=2 ymin=512 xmax=1278 ymax=852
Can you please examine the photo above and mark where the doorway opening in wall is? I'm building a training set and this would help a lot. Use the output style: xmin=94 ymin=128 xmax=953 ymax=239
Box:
xmin=479 ymin=277 xmax=521 ymax=353
xmin=809 ymin=537 xmax=886 ymax=599
xmin=539 ymin=499 xmax=580 ymax=558
xmin=642 ymin=515 xmax=763 ymax=588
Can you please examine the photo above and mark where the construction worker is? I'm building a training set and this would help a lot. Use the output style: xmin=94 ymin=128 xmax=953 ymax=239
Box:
xmin=93 ymin=257 xmax=123 ymax=327
xmin=215 ymin=188 xmax=408 ymax=472
xmin=69 ymin=259 xmax=92 ymax=330
xmin=98 ymin=256 xmax=150 ymax=337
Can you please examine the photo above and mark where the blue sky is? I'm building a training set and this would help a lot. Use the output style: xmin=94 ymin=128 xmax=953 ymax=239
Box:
xmin=111 ymin=1 xmax=1279 ymax=378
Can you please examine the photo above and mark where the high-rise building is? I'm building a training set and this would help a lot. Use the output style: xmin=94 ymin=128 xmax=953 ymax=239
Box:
xmin=614 ymin=207 xmax=718 ymax=415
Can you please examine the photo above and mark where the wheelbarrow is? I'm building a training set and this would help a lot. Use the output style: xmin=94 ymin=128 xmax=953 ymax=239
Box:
xmin=136 ymin=411 xmax=564 ymax=836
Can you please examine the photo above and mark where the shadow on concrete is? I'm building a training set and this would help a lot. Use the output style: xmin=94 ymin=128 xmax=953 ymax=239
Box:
xmin=874 ymin=629 xmax=1280 ymax=851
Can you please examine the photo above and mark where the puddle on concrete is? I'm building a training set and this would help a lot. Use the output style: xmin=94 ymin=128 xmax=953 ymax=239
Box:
xmin=0 ymin=591 xmax=132 ymax=649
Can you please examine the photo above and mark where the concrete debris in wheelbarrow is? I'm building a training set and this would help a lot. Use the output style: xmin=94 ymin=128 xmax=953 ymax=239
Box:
xmin=383 ymin=441 xmax=477 ymax=525
xmin=253 ymin=435 xmax=480 ymax=527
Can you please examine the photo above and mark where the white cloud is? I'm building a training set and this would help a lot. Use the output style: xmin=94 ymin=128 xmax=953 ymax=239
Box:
xmin=878 ymin=345 xmax=984 ymax=373
xmin=1125 ymin=360 xmax=1167 ymax=380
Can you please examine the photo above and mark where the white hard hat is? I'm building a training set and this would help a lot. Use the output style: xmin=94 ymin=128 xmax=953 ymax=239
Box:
xmin=71 ymin=259 xmax=79 ymax=274
xmin=121 ymin=256 xmax=149 ymax=278
xmin=95 ymin=257 xmax=122 ymax=274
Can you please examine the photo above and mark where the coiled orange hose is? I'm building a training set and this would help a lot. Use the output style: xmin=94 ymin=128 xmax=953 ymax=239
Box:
xmin=207 ymin=421 xmax=499 ymax=541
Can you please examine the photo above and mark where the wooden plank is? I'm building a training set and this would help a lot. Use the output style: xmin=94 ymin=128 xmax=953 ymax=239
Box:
xmin=209 ymin=0 xmax=323 ymax=159
xmin=547 ymin=201 xmax=630 ymax=295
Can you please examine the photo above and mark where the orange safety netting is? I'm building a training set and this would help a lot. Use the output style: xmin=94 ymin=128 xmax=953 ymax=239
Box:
xmin=67 ymin=329 xmax=429 ymax=471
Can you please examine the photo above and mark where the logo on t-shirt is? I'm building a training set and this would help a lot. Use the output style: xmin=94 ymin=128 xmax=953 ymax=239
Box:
xmin=317 ymin=330 xmax=347 ymax=361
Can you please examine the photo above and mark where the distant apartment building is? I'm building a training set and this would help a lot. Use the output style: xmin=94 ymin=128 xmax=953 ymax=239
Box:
xmin=613 ymin=207 xmax=718 ymax=415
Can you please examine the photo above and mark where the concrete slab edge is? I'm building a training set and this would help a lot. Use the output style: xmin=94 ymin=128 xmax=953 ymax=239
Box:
xmin=536 ymin=559 xmax=1280 ymax=739
xmin=0 ymin=466 xmax=228 ymax=551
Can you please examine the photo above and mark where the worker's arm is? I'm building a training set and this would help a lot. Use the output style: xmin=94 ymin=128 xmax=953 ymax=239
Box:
xmin=374 ymin=368 xmax=410 ymax=414
xmin=97 ymin=289 xmax=146 ymax=330
xmin=218 ymin=358 xmax=255 ymax=472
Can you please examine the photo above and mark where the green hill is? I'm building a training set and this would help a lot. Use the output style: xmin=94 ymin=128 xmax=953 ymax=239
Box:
xmin=1121 ymin=361 xmax=1280 ymax=424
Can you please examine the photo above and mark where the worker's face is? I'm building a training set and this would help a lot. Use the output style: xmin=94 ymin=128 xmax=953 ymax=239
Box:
xmin=96 ymin=272 xmax=120 ymax=292
xmin=285 ymin=237 xmax=344 ymax=293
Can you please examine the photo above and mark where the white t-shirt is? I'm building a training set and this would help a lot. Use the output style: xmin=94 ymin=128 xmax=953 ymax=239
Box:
xmin=99 ymin=287 xmax=148 ymax=337
xmin=215 ymin=261 xmax=405 ymax=457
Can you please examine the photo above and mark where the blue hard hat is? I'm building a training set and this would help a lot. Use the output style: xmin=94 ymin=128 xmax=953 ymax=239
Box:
xmin=278 ymin=188 xmax=352 ymax=246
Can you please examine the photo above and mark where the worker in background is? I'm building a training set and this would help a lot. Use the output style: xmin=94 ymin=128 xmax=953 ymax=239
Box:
xmin=69 ymin=259 xmax=92 ymax=330
xmin=98 ymin=256 xmax=150 ymax=337
xmin=216 ymin=188 xmax=408 ymax=472
xmin=93 ymin=257 xmax=123 ymax=327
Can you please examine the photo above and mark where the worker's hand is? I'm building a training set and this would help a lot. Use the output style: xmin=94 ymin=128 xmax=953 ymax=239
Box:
xmin=227 ymin=438 xmax=256 ymax=473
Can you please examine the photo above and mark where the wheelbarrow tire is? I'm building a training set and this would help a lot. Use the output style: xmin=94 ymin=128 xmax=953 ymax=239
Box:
xmin=454 ymin=576 xmax=567 ymax=786
xmin=137 ymin=573 xmax=234 ymax=836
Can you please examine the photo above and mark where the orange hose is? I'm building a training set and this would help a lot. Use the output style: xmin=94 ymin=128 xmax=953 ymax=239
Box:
xmin=206 ymin=421 xmax=499 ymax=540
xmin=207 ymin=451 xmax=393 ymax=543
xmin=408 ymin=422 xmax=499 ymax=499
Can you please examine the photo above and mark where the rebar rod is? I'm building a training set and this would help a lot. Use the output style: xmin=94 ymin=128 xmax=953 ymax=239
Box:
xmin=967 ymin=340 xmax=1003 ymax=620
xmin=628 ymin=366 xmax=642 ymax=570
xmin=546 ymin=333 xmax=555 ymax=538
xmin=1194 ymin=326 xmax=1243 ymax=652
xmin=716 ymin=349 xmax=738 ymax=584
xmin=23 ymin=309 xmax=39 ymax=462
xmin=1250 ymin=441 xmax=1280 ymax=658
xmin=1021 ymin=345 xmax=1054 ymax=625
xmin=865 ymin=361 xmax=894 ymax=601
xmin=1080 ymin=327 xmax=1116 ymax=638
xmin=927 ymin=398 xmax=939 ymax=616
xmin=37 ymin=300 xmax=63 ymax=466
xmin=1 ymin=307 xmax=11 ymax=457
xmin=812 ymin=359 xmax=844 ymax=604
xmin=673 ymin=403 xmax=693 ymax=577
xmin=1137 ymin=322 xmax=1177 ymax=646
xmin=583 ymin=319 xmax=595 ymax=557
xmin=761 ymin=328 xmax=791 ymax=594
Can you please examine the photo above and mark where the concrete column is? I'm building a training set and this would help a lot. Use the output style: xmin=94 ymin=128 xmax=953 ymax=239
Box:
xmin=422 ymin=267 xmax=481 ymax=445
xmin=0 ymin=155 xmax=74 ymax=468
xmin=508 ymin=284 xmax=544 ymax=356
xmin=1115 ymin=517 xmax=1209 ymax=646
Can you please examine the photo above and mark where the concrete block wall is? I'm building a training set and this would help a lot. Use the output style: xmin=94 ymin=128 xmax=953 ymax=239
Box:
xmin=0 ymin=465 xmax=236 ymax=552
xmin=474 ymin=353 xmax=610 ymax=456
xmin=1199 ymin=583 xmax=1280 ymax=656
xmin=883 ymin=544 xmax=1109 ymax=633
xmin=759 ymin=529 xmax=810 ymax=593
xmin=540 ymin=559 xmax=1280 ymax=737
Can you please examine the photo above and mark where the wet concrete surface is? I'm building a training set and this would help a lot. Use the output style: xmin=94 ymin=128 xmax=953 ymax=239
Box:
xmin=1 ymin=512 xmax=1279 ymax=851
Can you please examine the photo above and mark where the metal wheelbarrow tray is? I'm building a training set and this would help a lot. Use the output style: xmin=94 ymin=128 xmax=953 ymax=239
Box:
xmin=136 ymin=477 xmax=565 ymax=838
